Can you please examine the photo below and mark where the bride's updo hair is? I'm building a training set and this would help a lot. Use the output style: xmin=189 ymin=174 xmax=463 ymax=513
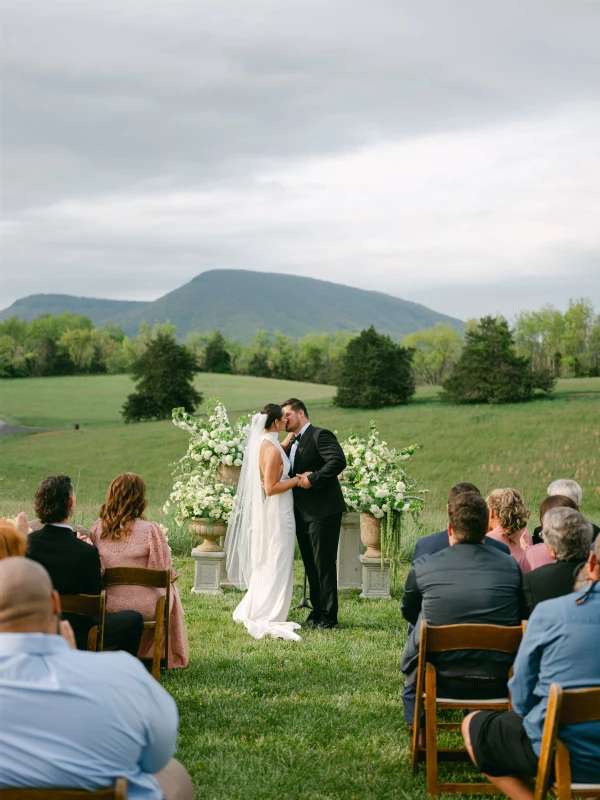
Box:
xmin=261 ymin=403 xmax=283 ymax=429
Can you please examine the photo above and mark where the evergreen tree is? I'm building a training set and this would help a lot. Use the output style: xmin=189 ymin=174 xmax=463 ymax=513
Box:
xmin=122 ymin=332 xmax=202 ymax=422
xmin=334 ymin=326 xmax=415 ymax=408
xmin=203 ymin=331 xmax=232 ymax=373
xmin=441 ymin=316 xmax=555 ymax=404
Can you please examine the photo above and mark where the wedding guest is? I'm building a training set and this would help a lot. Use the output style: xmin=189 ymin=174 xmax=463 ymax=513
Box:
xmin=522 ymin=508 xmax=593 ymax=617
xmin=91 ymin=473 xmax=189 ymax=669
xmin=462 ymin=535 xmax=600 ymax=799
xmin=0 ymin=519 xmax=27 ymax=559
xmin=401 ymin=492 xmax=523 ymax=724
xmin=519 ymin=494 xmax=578 ymax=574
xmin=27 ymin=475 xmax=144 ymax=654
xmin=412 ymin=482 xmax=510 ymax=561
xmin=486 ymin=488 xmax=532 ymax=560
xmin=531 ymin=478 xmax=599 ymax=544
xmin=0 ymin=557 xmax=193 ymax=799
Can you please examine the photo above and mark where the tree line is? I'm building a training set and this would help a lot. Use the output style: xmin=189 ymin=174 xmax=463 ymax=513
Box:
xmin=1 ymin=297 xmax=597 ymax=384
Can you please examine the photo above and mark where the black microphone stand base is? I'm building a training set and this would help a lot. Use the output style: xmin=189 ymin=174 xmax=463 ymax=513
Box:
xmin=294 ymin=569 xmax=313 ymax=611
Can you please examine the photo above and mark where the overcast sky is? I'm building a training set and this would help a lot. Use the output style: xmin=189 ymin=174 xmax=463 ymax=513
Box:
xmin=1 ymin=0 xmax=599 ymax=320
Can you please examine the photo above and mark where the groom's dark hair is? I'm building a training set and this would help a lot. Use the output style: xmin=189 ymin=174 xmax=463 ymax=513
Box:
xmin=281 ymin=398 xmax=309 ymax=418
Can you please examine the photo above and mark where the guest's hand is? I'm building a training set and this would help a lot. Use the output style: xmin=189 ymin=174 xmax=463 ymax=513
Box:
xmin=298 ymin=473 xmax=312 ymax=489
xmin=14 ymin=512 xmax=29 ymax=537
xmin=77 ymin=533 xmax=93 ymax=545
xmin=519 ymin=532 xmax=531 ymax=552
xmin=59 ymin=620 xmax=77 ymax=649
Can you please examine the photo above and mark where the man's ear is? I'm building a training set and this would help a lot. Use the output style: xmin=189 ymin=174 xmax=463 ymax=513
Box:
xmin=51 ymin=589 xmax=62 ymax=618
xmin=448 ymin=522 xmax=458 ymax=545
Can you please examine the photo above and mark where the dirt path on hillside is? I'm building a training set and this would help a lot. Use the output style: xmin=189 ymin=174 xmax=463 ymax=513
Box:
xmin=0 ymin=418 xmax=48 ymax=436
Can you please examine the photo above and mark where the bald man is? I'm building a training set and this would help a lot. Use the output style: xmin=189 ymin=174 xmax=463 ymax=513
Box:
xmin=0 ymin=558 xmax=193 ymax=800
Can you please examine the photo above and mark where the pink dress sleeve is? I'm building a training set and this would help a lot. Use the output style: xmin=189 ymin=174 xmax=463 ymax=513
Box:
xmin=90 ymin=520 xmax=105 ymax=575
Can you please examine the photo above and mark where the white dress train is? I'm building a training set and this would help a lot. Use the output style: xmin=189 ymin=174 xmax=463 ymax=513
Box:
xmin=232 ymin=432 xmax=301 ymax=641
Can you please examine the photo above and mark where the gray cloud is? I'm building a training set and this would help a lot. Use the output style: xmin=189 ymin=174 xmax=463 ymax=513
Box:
xmin=1 ymin=0 xmax=599 ymax=317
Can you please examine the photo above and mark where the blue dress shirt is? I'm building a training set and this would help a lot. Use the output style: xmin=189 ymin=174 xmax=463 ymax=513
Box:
xmin=508 ymin=583 xmax=600 ymax=782
xmin=0 ymin=634 xmax=179 ymax=798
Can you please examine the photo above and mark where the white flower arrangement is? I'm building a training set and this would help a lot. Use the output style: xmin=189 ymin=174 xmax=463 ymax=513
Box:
xmin=341 ymin=421 xmax=424 ymax=577
xmin=163 ymin=475 xmax=236 ymax=526
xmin=172 ymin=398 xmax=249 ymax=471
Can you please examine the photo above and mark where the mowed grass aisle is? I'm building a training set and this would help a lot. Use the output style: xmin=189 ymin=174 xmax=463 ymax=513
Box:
xmin=168 ymin=559 xmax=484 ymax=800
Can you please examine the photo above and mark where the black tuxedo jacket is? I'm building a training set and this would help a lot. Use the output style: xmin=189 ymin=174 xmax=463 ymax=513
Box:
xmin=522 ymin=559 xmax=582 ymax=617
xmin=401 ymin=542 xmax=524 ymax=678
xmin=27 ymin=524 xmax=103 ymax=640
xmin=412 ymin=529 xmax=510 ymax=561
xmin=287 ymin=425 xmax=346 ymax=522
xmin=532 ymin=522 xmax=599 ymax=545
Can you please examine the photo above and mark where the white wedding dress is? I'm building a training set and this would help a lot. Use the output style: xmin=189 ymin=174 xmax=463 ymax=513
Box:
xmin=229 ymin=430 xmax=301 ymax=641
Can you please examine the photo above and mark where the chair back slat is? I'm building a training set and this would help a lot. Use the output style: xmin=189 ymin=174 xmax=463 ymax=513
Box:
xmin=560 ymin=686 xmax=600 ymax=725
xmin=424 ymin=623 xmax=523 ymax=653
xmin=60 ymin=591 xmax=105 ymax=618
xmin=103 ymin=567 xmax=169 ymax=589
xmin=1 ymin=777 xmax=127 ymax=798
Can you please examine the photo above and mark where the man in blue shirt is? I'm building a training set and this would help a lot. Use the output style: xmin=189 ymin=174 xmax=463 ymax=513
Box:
xmin=462 ymin=532 xmax=600 ymax=799
xmin=0 ymin=558 xmax=193 ymax=800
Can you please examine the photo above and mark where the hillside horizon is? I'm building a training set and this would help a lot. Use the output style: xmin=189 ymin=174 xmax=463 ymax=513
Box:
xmin=0 ymin=269 xmax=463 ymax=341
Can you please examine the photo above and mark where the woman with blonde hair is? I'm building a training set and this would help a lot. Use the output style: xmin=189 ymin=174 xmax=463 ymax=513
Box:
xmin=486 ymin=488 xmax=533 ymax=561
xmin=91 ymin=473 xmax=189 ymax=668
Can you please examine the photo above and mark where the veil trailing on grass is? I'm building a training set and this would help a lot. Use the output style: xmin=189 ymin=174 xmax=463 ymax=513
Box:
xmin=225 ymin=412 xmax=267 ymax=590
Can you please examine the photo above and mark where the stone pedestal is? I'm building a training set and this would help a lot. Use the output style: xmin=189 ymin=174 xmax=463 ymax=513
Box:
xmin=337 ymin=513 xmax=362 ymax=590
xmin=191 ymin=548 xmax=225 ymax=595
xmin=359 ymin=555 xmax=391 ymax=600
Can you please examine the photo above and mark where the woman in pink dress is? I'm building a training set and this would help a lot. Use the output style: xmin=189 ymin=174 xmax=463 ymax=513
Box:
xmin=91 ymin=473 xmax=189 ymax=668
xmin=486 ymin=488 xmax=532 ymax=561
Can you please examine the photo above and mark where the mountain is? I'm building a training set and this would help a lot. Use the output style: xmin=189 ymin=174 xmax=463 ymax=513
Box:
xmin=0 ymin=294 xmax=146 ymax=325
xmin=0 ymin=270 xmax=462 ymax=341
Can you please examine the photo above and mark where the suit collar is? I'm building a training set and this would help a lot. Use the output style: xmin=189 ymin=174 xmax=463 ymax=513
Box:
xmin=37 ymin=523 xmax=76 ymax=536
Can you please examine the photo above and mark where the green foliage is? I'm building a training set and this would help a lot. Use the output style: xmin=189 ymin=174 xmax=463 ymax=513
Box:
xmin=202 ymin=331 xmax=232 ymax=373
xmin=441 ymin=316 xmax=555 ymax=404
xmin=403 ymin=323 xmax=463 ymax=385
xmin=335 ymin=326 xmax=416 ymax=408
xmin=121 ymin=332 xmax=202 ymax=423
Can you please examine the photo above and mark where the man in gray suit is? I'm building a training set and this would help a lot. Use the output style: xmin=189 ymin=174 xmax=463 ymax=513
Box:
xmin=401 ymin=492 xmax=525 ymax=723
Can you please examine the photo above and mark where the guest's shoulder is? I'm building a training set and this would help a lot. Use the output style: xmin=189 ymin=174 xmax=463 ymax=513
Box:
xmin=413 ymin=530 xmax=446 ymax=559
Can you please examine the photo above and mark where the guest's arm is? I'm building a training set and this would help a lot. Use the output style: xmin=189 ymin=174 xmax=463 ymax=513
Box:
xmin=508 ymin=607 xmax=546 ymax=716
xmin=306 ymin=429 xmax=347 ymax=489
xmin=137 ymin=662 xmax=179 ymax=774
xmin=401 ymin=566 xmax=422 ymax=625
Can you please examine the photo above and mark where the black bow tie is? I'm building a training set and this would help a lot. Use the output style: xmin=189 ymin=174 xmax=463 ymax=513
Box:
xmin=291 ymin=433 xmax=302 ymax=445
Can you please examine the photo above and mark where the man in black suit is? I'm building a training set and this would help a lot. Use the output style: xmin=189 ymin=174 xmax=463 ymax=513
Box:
xmin=401 ymin=492 xmax=524 ymax=724
xmin=523 ymin=506 xmax=593 ymax=617
xmin=531 ymin=478 xmax=599 ymax=545
xmin=412 ymin=482 xmax=510 ymax=561
xmin=281 ymin=398 xmax=346 ymax=629
xmin=27 ymin=474 xmax=144 ymax=654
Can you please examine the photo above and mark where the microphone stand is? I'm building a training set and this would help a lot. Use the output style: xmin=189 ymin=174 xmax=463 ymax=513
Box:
xmin=294 ymin=569 xmax=312 ymax=610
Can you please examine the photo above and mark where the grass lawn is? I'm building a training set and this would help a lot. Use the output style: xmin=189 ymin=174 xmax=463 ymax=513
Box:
xmin=168 ymin=557 xmax=495 ymax=800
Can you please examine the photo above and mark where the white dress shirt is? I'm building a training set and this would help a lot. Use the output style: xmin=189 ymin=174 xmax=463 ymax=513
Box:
xmin=289 ymin=422 xmax=311 ymax=472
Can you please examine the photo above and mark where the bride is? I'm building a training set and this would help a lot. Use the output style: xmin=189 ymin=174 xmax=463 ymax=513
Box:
xmin=225 ymin=404 xmax=302 ymax=641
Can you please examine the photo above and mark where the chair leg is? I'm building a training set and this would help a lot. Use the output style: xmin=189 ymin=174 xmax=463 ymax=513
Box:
xmin=410 ymin=694 xmax=422 ymax=772
xmin=152 ymin=596 xmax=166 ymax=681
xmin=87 ymin=626 xmax=98 ymax=652
xmin=425 ymin=663 xmax=439 ymax=796
xmin=554 ymin=741 xmax=572 ymax=800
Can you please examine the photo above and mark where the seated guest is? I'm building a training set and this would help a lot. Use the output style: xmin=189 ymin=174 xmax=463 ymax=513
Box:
xmin=412 ymin=482 xmax=510 ymax=561
xmin=0 ymin=519 xmax=27 ymax=559
xmin=532 ymin=478 xmax=599 ymax=544
xmin=91 ymin=473 xmax=189 ymax=668
xmin=0 ymin=558 xmax=193 ymax=799
xmin=486 ymin=488 xmax=532 ymax=560
xmin=462 ymin=535 xmax=600 ymax=798
xmin=520 ymin=494 xmax=579 ymax=573
xmin=522 ymin=508 xmax=593 ymax=617
xmin=27 ymin=475 xmax=144 ymax=654
xmin=401 ymin=492 xmax=524 ymax=724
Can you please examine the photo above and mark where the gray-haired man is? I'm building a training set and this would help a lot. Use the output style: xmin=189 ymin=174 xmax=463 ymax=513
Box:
xmin=523 ymin=507 xmax=593 ymax=616
xmin=532 ymin=479 xmax=599 ymax=544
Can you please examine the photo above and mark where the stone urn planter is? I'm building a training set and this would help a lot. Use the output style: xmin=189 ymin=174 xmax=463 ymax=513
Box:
xmin=188 ymin=518 xmax=227 ymax=552
xmin=359 ymin=513 xmax=382 ymax=559
xmin=216 ymin=464 xmax=242 ymax=486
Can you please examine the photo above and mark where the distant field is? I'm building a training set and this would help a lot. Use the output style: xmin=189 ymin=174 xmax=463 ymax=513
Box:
xmin=1 ymin=374 xmax=599 ymax=532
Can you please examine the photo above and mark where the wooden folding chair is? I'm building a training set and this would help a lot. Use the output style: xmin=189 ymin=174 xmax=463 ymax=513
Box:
xmin=534 ymin=684 xmax=600 ymax=800
xmin=410 ymin=621 xmax=524 ymax=796
xmin=1 ymin=778 xmax=127 ymax=798
xmin=103 ymin=567 xmax=170 ymax=680
xmin=60 ymin=591 xmax=106 ymax=652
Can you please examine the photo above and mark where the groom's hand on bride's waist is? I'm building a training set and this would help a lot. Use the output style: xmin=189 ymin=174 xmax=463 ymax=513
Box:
xmin=298 ymin=472 xmax=313 ymax=489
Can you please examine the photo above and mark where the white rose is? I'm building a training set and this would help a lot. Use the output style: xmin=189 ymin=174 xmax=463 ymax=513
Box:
xmin=396 ymin=481 xmax=406 ymax=493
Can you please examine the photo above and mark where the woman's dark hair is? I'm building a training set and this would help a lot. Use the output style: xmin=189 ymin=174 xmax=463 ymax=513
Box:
xmin=261 ymin=403 xmax=283 ymax=429
xmin=281 ymin=397 xmax=309 ymax=418
xmin=539 ymin=493 xmax=578 ymax=523
xmin=34 ymin=475 xmax=74 ymax=524
xmin=99 ymin=473 xmax=147 ymax=541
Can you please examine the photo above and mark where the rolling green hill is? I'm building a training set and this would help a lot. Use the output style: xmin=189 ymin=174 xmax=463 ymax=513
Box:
xmin=0 ymin=270 xmax=462 ymax=341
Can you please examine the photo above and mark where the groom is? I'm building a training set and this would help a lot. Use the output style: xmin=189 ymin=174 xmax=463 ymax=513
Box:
xmin=281 ymin=398 xmax=346 ymax=629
